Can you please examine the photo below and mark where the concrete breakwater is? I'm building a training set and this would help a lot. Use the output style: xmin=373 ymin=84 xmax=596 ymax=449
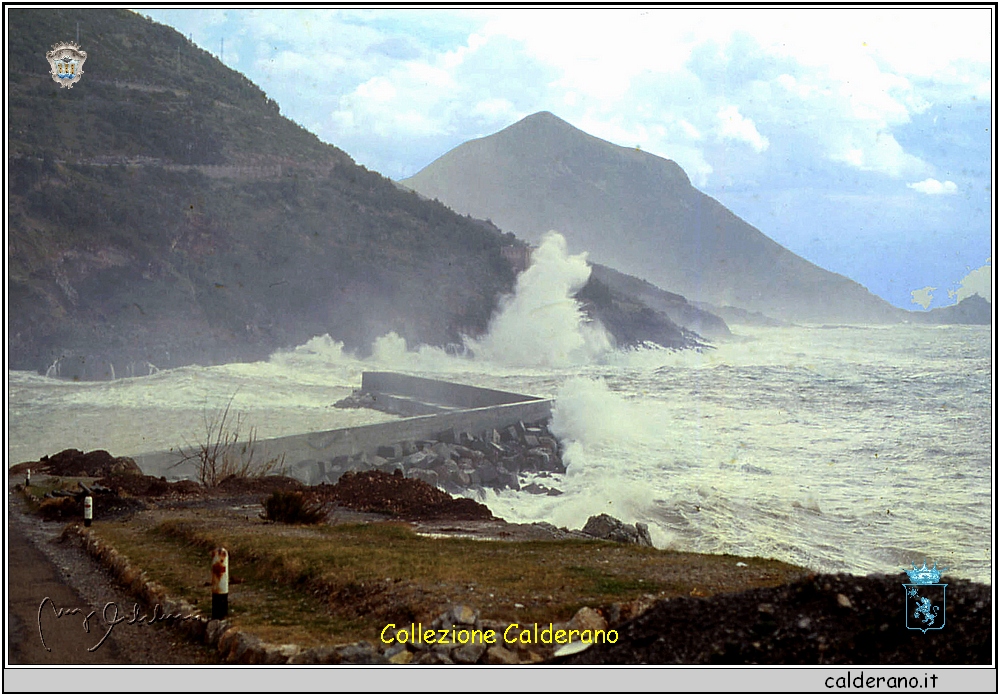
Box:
xmin=317 ymin=418 xmax=565 ymax=495
xmin=329 ymin=371 xmax=564 ymax=492
xmin=134 ymin=372 xmax=556 ymax=495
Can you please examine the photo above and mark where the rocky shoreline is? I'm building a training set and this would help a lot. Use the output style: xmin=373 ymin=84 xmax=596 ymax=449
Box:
xmin=319 ymin=400 xmax=567 ymax=495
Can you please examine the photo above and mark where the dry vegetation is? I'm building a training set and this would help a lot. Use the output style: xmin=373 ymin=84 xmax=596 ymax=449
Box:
xmin=260 ymin=491 xmax=328 ymax=524
xmin=91 ymin=509 xmax=806 ymax=648
xmin=174 ymin=396 xmax=285 ymax=487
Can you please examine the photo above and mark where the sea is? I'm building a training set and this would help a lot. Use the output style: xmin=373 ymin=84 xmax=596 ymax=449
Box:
xmin=6 ymin=236 xmax=994 ymax=585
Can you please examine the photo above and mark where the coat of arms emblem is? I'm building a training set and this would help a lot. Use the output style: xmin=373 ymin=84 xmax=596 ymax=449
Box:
xmin=902 ymin=560 xmax=947 ymax=633
xmin=46 ymin=41 xmax=87 ymax=88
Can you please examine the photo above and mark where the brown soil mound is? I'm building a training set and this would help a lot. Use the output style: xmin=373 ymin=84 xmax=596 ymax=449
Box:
xmin=94 ymin=473 xmax=305 ymax=499
xmin=96 ymin=473 xmax=203 ymax=498
xmin=559 ymin=573 xmax=992 ymax=665
xmin=315 ymin=470 xmax=493 ymax=521
xmin=215 ymin=474 xmax=304 ymax=495
xmin=12 ymin=449 xmax=141 ymax=478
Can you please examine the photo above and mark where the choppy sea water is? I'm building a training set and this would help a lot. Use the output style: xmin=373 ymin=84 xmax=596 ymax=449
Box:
xmin=7 ymin=324 xmax=993 ymax=584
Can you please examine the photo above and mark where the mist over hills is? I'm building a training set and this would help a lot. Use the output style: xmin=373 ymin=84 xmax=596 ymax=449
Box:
xmin=7 ymin=10 xmax=708 ymax=378
xmin=6 ymin=9 xmax=525 ymax=376
xmin=402 ymin=111 xmax=905 ymax=325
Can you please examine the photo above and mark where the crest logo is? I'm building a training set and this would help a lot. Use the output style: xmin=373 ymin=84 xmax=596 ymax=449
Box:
xmin=46 ymin=41 xmax=87 ymax=88
xmin=902 ymin=560 xmax=947 ymax=633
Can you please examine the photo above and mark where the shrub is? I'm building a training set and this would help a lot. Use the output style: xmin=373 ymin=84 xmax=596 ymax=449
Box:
xmin=260 ymin=491 xmax=327 ymax=525
xmin=175 ymin=393 xmax=285 ymax=487
xmin=37 ymin=496 xmax=81 ymax=520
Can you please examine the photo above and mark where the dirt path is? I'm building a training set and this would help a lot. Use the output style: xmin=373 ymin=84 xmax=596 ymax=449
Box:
xmin=6 ymin=487 xmax=218 ymax=665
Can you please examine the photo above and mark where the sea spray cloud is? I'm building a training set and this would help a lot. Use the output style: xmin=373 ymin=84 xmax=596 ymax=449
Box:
xmin=533 ymin=376 xmax=661 ymax=533
xmin=274 ymin=231 xmax=624 ymax=373
xmin=369 ymin=332 xmax=456 ymax=371
xmin=550 ymin=376 xmax=660 ymax=447
xmin=467 ymin=232 xmax=612 ymax=367
xmin=371 ymin=332 xmax=413 ymax=363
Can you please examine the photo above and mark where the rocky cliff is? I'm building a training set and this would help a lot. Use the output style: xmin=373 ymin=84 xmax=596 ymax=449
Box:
xmin=8 ymin=9 xmax=520 ymax=377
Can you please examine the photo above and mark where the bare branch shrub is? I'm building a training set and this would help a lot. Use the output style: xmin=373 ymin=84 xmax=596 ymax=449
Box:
xmin=175 ymin=393 xmax=285 ymax=487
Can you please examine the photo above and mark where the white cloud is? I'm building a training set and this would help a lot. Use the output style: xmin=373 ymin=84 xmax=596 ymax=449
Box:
xmin=775 ymin=73 xmax=816 ymax=100
xmin=354 ymin=76 xmax=398 ymax=104
xmin=829 ymin=130 xmax=926 ymax=177
xmin=470 ymin=8 xmax=984 ymax=181
xmin=768 ymin=54 xmax=930 ymax=177
xmin=144 ymin=7 xmax=989 ymax=190
xmin=907 ymin=178 xmax=959 ymax=195
xmin=910 ymin=286 xmax=936 ymax=309
xmin=949 ymin=261 xmax=992 ymax=303
xmin=325 ymin=39 xmax=477 ymax=141
xmin=470 ymin=97 xmax=517 ymax=120
xmin=716 ymin=105 xmax=769 ymax=153
xmin=260 ymin=50 xmax=317 ymax=75
xmin=678 ymin=119 xmax=702 ymax=141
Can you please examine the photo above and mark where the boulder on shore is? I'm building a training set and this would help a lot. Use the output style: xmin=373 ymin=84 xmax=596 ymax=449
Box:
xmin=581 ymin=514 xmax=653 ymax=547
xmin=337 ymin=419 xmax=564 ymax=494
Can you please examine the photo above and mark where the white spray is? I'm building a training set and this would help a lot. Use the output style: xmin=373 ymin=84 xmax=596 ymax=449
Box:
xmin=466 ymin=232 xmax=612 ymax=367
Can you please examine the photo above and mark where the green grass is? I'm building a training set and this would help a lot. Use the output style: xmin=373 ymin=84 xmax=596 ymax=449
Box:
xmin=17 ymin=476 xmax=90 ymax=514
xmin=92 ymin=511 xmax=807 ymax=648
xmin=565 ymin=565 xmax=656 ymax=595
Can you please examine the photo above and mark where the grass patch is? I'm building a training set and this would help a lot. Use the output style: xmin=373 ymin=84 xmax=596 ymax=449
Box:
xmin=92 ymin=511 xmax=807 ymax=648
xmin=97 ymin=520 xmax=365 ymax=646
xmin=17 ymin=475 xmax=91 ymax=514
xmin=566 ymin=565 xmax=657 ymax=596
xmin=20 ymin=476 xmax=75 ymax=498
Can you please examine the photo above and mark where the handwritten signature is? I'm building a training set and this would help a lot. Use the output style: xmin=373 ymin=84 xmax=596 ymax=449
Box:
xmin=37 ymin=597 xmax=201 ymax=652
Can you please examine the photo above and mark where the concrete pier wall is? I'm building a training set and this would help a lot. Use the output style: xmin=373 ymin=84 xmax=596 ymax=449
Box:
xmin=134 ymin=372 xmax=552 ymax=483
xmin=361 ymin=371 xmax=538 ymax=409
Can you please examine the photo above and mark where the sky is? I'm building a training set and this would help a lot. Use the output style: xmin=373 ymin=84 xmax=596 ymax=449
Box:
xmin=141 ymin=7 xmax=994 ymax=311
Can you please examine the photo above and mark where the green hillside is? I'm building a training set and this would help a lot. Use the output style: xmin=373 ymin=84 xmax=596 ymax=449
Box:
xmin=7 ymin=9 xmax=518 ymax=376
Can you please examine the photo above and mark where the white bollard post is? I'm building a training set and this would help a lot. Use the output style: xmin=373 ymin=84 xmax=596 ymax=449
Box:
xmin=211 ymin=548 xmax=229 ymax=619
xmin=25 ymin=468 xmax=30 ymax=488
xmin=83 ymin=496 xmax=93 ymax=527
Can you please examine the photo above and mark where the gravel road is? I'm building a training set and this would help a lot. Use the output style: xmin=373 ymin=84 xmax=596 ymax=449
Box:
xmin=7 ymin=485 xmax=218 ymax=665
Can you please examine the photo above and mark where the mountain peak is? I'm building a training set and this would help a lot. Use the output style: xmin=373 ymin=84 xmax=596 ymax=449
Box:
xmin=514 ymin=110 xmax=570 ymax=126
xmin=403 ymin=114 xmax=901 ymax=324
xmin=495 ymin=110 xmax=584 ymax=141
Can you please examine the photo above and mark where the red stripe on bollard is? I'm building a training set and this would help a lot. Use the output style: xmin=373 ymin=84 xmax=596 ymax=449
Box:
xmin=211 ymin=547 xmax=229 ymax=619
